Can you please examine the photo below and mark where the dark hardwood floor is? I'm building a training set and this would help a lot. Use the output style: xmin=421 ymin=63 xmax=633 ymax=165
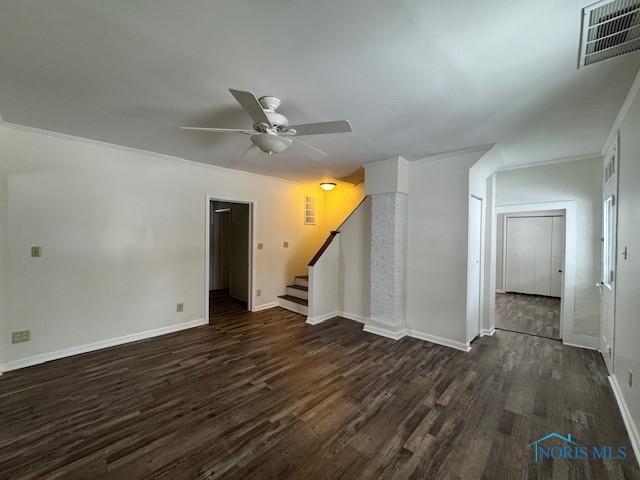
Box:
xmin=0 ymin=307 xmax=638 ymax=479
xmin=209 ymin=289 xmax=247 ymax=323
xmin=496 ymin=292 xmax=561 ymax=339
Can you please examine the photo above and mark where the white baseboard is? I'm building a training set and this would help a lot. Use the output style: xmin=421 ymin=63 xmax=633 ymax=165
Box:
xmin=609 ymin=375 xmax=640 ymax=465
xmin=0 ymin=318 xmax=207 ymax=373
xmin=407 ymin=330 xmax=471 ymax=352
xmin=306 ymin=311 xmax=339 ymax=325
xmin=337 ymin=311 xmax=368 ymax=323
xmin=496 ymin=289 xmax=505 ymax=294
xmin=480 ymin=327 xmax=496 ymax=337
xmin=362 ymin=324 xmax=407 ymax=340
xmin=563 ymin=334 xmax=598 ymax=350
xmin=252 ymin=301 xmax=278 ymax=312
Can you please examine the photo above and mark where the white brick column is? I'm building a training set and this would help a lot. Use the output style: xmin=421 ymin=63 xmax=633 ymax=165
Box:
xmin=363 ymin=157 xmax=409 ymax=339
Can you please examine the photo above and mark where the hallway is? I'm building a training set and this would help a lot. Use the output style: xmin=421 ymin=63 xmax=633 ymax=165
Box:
xmin=496 ymin=292 xmax=561 ymax=339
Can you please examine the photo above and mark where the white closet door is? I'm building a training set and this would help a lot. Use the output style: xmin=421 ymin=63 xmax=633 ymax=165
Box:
xmin=550 ymin=216 xmax=564 ymax=297
xmin=505 ymin=217 xmax=552 ymax=296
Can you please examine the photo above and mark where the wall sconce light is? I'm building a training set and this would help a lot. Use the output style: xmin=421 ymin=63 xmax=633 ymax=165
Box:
xmin=320 ymin=182 xmax=336 ymax=191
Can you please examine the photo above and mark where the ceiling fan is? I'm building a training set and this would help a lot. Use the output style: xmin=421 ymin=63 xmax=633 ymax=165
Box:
xmin=180 ymin=89 xmax=352 ymax=161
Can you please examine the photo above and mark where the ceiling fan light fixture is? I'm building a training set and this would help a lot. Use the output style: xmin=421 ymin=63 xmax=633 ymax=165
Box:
xmin=320 ymin=182 xmax=337 ymax=191
xmin=251 ymin=133 xmax=292 ymax=155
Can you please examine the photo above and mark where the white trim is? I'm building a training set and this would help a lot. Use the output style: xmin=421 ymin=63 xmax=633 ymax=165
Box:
xmin=277 ymin=297 xmax=308 ymax=315
xmin=306 ymin=311 xmax=368 ymax=325
xmin=407 ymin=330 xmax=472 ymax=352
xmin=480 ymin=327 xmax=496 ymax=337
xmin=360 ymin=324 xmax=472 ymax=352
xmin=609 ymin=375 xmax=640 ymax=465
xmin=252 ymin=301 xmax=278 ymax=312
xmin=602 ymin=67 xmax=640 ymax=155
xmin=495 ymin=201 xmax=577 ymax=346
xmin=495 ymin=289 xmax=506 ymax=294
xmin=306 ymin=311 xmax=339 ymax=325
xmin=362 ymin=325 xmax=408 ymax=340
xmin=205 ymin=195 xmax=256 ymax=324
xmin=466 ymin=195 xmax=484 ymax=343
xmin=412 ymin=144 xmax=494 ymax=164
xmin=338 ymin=312 xmax=368 ymax=323
xmin=0 ymin=122 xmax=307 ymax=187
xmin=563 ymin=335 xmax=599 ymax=351
xmin=0 ymin=318 xmax=207 ymax=373
xmin=496 ymin=153 xmax=601 ymax=173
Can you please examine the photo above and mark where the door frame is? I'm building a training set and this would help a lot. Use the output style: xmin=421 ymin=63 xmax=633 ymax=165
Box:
xmin=501 ymin=211 xmax=564 ymax=297
xmin=495 ymin=201 xmax=577 ymax=344
xmin=205 ymin=195 xmax=256 ymax=323
xmin=466 ymin=194 xmax=483 ymax=344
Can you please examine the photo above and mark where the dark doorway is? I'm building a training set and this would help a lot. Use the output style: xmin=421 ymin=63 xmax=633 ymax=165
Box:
xmin=209 ymin=201 xmax=250 ymax=323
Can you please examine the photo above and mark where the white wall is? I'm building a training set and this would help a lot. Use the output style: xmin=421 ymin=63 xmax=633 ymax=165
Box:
xmin=495 ymin=159 xmax=602 ymax=337
xmin=337 ymin=197 xmax=370 ymax=320
xmin=0 ymin=123 xmax=325 ymax=368
xmin=406 ymin=149 xmax=488 ymax=346
xmin=610 ymin=71 xmax=640 ymax=459
xmin=307 ymin=236 xmax=340 ymax=322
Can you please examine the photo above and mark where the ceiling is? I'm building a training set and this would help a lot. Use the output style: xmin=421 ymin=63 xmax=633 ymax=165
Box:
xmin=1 ymin=0 xmax=639 ymax=182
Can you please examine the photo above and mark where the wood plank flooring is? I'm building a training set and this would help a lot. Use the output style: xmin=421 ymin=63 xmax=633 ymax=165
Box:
xmin=209 ymin=290 xmax=247 ymax=323
xmin=1 ymin=307 xmax=638 ymax=479
xmin=496 ymin=292 xmax=561 ymax=339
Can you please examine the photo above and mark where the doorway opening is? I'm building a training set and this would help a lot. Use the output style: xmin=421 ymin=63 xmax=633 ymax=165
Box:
xmin=495 ymin=209 xmax=566 ymax=340
xmin=207 ymin=199 xmax=252 ymax=324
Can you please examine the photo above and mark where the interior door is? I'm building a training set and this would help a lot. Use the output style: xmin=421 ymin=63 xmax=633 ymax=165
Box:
xmin=600 ymin=136 xmax=618 ymax=374
xmin=506 ymin=217 xmax=552 ymax=295
xmin=466 ymin=196 xmax=482 ymax=341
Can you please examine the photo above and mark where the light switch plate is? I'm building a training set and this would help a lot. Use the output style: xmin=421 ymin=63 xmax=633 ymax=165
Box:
xmin=176 ymin=303 xmax=184 ymax=312
xmin=628 ymin=370 xmax=633 ymax=388
xmin=257 ymin=243 xmax=264 ymax=250
xmin=256 ymin=289 xmax=262 ymax=296
xmin=283 ymin=241 xmax=289 ymax=248
xmin=31 ymin=246 xmax=41 ymax=257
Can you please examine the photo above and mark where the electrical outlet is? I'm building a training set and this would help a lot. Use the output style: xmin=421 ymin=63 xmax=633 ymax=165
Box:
xmin=256 ymin=289 xmax=261 ymax=297
xmin=257 ymin=243 xmax=264 ymax=250
xmin=12 ymin=330 xmax=30 ymax=344
xmin=628 ymin=370 xmax=633 ymax=388
xmin=176 ymin=303 xmax=184 ymax=312
xmin=31 ymin=246 xmax=41 ymax=257
xmin=283 ymin=241 xmax=289 ymax=248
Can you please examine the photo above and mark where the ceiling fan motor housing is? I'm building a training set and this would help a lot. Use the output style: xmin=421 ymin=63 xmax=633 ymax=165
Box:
xmin=257 ymin=96 xmax=289 ymax=130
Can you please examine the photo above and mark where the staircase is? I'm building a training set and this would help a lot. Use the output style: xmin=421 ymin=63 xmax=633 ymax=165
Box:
xmin=278 ymin=275 xmax=308 ymax=315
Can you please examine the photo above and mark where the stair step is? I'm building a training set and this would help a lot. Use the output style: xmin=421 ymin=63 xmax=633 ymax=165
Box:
xmin=294 ymin=275 xmax=309 ymax=287
xmin=295 ymin=275 xmax=308 ymax=280
xmin=278 ymin=295 xmax=309 ymax=316
xmin=278 ymin=295 xmax=308 ymax=306
xmin=286 ymin=284 xmax=308 ymax=300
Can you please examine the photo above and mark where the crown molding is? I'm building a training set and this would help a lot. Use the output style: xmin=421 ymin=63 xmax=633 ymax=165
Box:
xmin=0 ymin=121 xmax=315 ymax=188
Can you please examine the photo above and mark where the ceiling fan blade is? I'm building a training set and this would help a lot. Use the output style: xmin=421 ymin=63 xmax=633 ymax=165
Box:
xmin=289 ymin=120 xmax=352 ymax=136
xmin=229 ymin=89 xmax=272 ymax=127
xmin=292 ymin=137 xmax=328 ymax=161
xmin=180 ymin=127 xmax=255 ymax=134
xmin=241 ymin=143 xmax=262 ymax=160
